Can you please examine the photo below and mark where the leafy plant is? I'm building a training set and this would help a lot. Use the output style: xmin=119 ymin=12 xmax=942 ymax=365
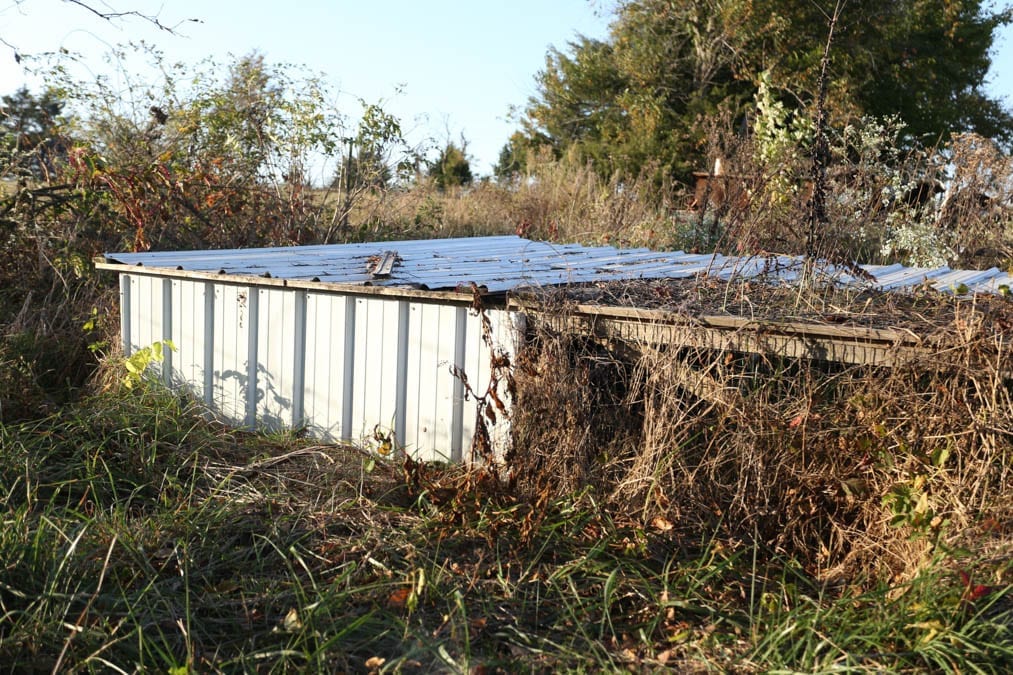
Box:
xmin=122 ymin=339 xmax=176 ymax=389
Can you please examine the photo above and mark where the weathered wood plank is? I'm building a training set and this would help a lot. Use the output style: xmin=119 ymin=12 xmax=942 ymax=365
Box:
xmin=510 ymin=297 xmax=921 ymax=348
xmin=371 ymin=250 xmax=399 ymax=278
xmin=523 ymin=309 xmax=929 ymax=367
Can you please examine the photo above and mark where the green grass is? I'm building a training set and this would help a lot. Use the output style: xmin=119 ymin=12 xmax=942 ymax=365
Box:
xmin=1 ymin=384 xmax=1010 ymax=673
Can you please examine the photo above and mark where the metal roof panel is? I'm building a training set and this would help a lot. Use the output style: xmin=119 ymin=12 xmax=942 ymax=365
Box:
xmin=100 ymin=236 xmax=1013 ymax=298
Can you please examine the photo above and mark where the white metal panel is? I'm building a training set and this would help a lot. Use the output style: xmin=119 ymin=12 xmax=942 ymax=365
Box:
xmin=486 ymin=309 xmax=522 ymax=458
xmin=351 ymin=297 xmax=405 ymax=444
xmin=118 ymin=271 xmax=524 ymax=460
xmin=128 ymin=274 xmax=166 ymax=379
xmin=303 ymin=293 xmax=355 ymax=442
xmin=404 ymin=302 xmax=461 ymax=462
xmin=119 ymin=274 xmax=131 ymax=356
xmin=254 ymin=287 xmax=299 ymax=431
xmin=211 ymin=284 xmax=251 ymax=427
xmin=169 ymin=279 xmax=209 ymax=401
xmin=459 ymin=307 xmax=519 ymax=462
xmin=251 ymin=285 xmax=297 ymax=427
xmin=460 ymin=310 xmax=486 ymax=462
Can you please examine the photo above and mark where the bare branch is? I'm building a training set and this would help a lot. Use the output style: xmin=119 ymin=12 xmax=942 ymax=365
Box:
xmin=805 ymin=0 xmax=846 ymax=265
xmin=2 ymin=0 xmax=200 ymax=61
xmin=60 ymin=0 xmax=197 ymax=34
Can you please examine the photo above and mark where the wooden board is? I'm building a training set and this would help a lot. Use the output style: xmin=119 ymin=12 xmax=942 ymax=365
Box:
xmin=511 ymin=299 xmax=930 ymax=367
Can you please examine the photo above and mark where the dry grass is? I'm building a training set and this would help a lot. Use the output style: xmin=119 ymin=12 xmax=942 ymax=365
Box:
xmin=507 ymin=282 xmax=1013 ymax=583
xmin=3 ymin=380 xmax=1010 ymax=672
xmin=338 ymin=159 xmax=684 ymax=249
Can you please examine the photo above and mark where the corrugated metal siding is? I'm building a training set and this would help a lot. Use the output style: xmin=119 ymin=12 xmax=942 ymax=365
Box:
xmin=255 ymin=287 xmax=299 ymax=430
xmin=104 ymin=235 xmax=1013 ymax=296
xmin=351 ymin=296 xmax=405 ymax=447
xmin=108 ymin=235 xmax=1013 ymax=461
xmin=216 ymin=284 xmax=253 ymax=426
xmin=169 ymin=279 xmax=211 ymax=403
xmin=120 ymin=272 xmax=517 ymax=460
xmin=303 ymin=293 xmax=355 ymax=442
xmin=405 ymin=302 xmax=464 ymax=460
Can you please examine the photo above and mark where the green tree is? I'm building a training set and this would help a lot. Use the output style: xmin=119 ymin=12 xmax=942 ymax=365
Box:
xmin=324 ymin=101 xmax=417 ymax=241
xmin=334 ymin=144 xmax=391 ymax=191
xmin=336 ymin=101 xmax=414 ymax=191
xmin=736 ymin=0 xmax=1013 ymax=145
xmin=429 ymin=141 xmax=473 ymax=190
xmin=493 ymin=124 xmax=561 ymax=181
xmin=37 ymin=46 xmax=349 ymax=250
xmin=515 ymin=0 xmax=1013 ymax=181
xmin=0 ymin=87 xmax=68 ymax=179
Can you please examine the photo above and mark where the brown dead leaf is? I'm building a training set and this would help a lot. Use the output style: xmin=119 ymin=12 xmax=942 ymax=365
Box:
xmin=650 ymin=516 xmax=674 ymax=532
xmin=387 ymin=587 xmax=410 ymax=609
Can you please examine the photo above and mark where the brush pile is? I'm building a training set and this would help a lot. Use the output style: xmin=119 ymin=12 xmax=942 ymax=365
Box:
xmin=508 ymin=280 xmax=1013 ymax=579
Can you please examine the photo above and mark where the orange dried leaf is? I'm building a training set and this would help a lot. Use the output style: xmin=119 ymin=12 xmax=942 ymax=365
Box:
xmin=387 ymin=587 xmax=410 ymax=608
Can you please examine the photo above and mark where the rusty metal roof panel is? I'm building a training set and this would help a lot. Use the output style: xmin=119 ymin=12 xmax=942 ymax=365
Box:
xmin=101 ymin=235 xmax=1012 ymax=297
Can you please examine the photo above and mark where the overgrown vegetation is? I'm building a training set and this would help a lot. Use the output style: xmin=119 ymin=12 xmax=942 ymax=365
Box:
xmin=4 ymin=1 xmax=1013 ymax=669
xmin=510 ymin=280 xmax=1013 ymax=579
xmin=1 ymin=381 xmax=1010 ymax=672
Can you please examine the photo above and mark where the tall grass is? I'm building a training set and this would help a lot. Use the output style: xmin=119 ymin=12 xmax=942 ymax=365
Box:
xmin=1 ymin=379 xmax=1010 ymax=672
xmin=340 ymin=161 xmax=684 ymax=250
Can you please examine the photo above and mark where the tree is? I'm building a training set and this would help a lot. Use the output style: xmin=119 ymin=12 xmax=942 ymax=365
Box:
xmin=35 ymin=47 xmax=350 ymax=250
xmin=429 ymin=141 xmax=473 ymax=190
xmin=334 ymin=144 xmax=391 ymax=191
xmin=323 ymin=101 xmax=417 ymax=241
xmin=493 ymin=132 xmax=529 ymax=181
xmin=735 ymin=0 xmax=1013 ymax=145
xmin=0 ymin=87 xmax=68 ymax=179
xmin=514 ymin=0 xmax=1013 ymax=181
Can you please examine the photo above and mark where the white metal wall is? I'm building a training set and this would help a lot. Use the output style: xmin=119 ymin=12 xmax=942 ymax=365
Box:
xmin=119 ymin=273 xmax=520 ymax=461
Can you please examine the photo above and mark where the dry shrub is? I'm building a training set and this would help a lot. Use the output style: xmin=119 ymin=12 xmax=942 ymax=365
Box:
xmin=508 ymin=330 xmax=641 ymax=498
xmin=342 ymin=157 xmax=681 ymax=248
xmin=938 ymin=133 xmax=1013 ymax=269
xmin=344 ymin=179 xmax=518 ymax=241
xmin=686 ymin=119 xmax=1013 ymax=272
xmin=508 ymin=286 xmax=1013 ymax=580
xmin=508 ymin=153 xmax=681 ymax=247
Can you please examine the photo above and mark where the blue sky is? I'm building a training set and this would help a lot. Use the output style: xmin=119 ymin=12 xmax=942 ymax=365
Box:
xmin=0 ymin=0 xmax=613 ymax=176
xmin=1 ymin=0 xmax=1011 ymax=177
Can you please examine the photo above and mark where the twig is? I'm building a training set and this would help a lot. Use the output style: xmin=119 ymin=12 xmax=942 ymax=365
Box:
xmin=805 ymin=0 xmax=847 ymax=275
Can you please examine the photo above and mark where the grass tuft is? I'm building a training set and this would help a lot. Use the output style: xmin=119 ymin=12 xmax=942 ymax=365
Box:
xmin=1 ymin=380 xmax=1010 ymax=671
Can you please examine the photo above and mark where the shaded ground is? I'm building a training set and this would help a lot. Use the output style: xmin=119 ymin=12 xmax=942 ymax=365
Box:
xmin=1 ymin=385 xmax=1010 ymax=672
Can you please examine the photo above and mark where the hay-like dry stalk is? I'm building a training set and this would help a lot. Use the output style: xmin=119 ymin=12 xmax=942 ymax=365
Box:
xmin=508 ymin=284 xmax=1013 ymax=581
